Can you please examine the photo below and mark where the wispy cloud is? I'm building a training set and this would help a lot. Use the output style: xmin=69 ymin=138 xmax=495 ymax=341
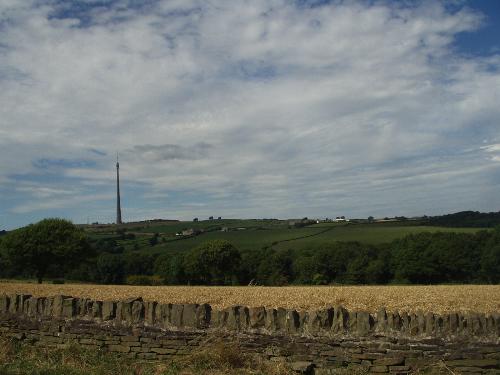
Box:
xmin=0 ymin=0 xmax=499 ymax=229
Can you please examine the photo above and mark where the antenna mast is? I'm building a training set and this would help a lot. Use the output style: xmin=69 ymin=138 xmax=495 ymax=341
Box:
xmin=116 ymin=154 xmax=122 ymax=225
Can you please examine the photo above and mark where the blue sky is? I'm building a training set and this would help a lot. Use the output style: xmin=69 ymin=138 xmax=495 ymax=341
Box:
xmin=1 ymin=0 xmax=500 ymax=230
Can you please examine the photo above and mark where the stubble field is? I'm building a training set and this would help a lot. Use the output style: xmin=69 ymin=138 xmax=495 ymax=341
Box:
xmin=1 ymin=283 xmax=499 ymax=314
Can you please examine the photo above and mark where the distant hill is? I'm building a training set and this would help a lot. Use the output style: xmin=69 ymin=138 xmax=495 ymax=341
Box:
xmin=427 ymin=211 xmax=500 ymax=228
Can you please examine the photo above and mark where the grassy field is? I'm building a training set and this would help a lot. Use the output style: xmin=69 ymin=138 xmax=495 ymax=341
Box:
xmin=86 ymin=219 xmax=488 ymax=254
xmin=0 ymin=336 xmax=453 ymax=375
xmin=2 ymin=283 xmax=498 ymax=314
xmin=0 ymin=337 xmax=294 ymax=375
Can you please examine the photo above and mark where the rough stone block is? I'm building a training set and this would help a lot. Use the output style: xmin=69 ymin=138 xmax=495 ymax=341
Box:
xmin=170 ymin=304 xmax=184 ymax=327
xmin=52 ymin=295 xmax=65 ymax=316
xmin=265 ymin=308 xmax=277 ymax=331
xmin=196 ymin=304 xmax=211 ymax=329
xmin=225 ymin=306 xmax=240 ymax=330
xmin=276 ymin=307 xmax=287 ymax=331
xmin=425 ymin=312 xmax=435 ymax=335
xmin=155 ymin=303 xmax=171 ymax=328
xmin=356 ymin=311 xmax=373 ymax=336
xmin=400 ymin=312 xmax=410 ymax=333
xmin=43 ymin=296 xmax=54 ymax=316
xmin=290 ymin=361 xmax=314 ymax=374
xmin=332 ymin=305 xmax=348 ymax=333
xmin=108 ymin=344 xmax=131 ymax=353
xmin=388 ymin=312 xmax=402 ymax=331
xmin=131 ymin=301 xmax=144 ymax=324
xmin=182 ymin=304 xmax=198 ymax=328
xmin=62 ymin=298 xmax=76 ymax=318
xmin=144 ymin=302 xmax=156 ymax=325
xmin=376 ymin=308 xmax=388 ymax=332
xmin=151 ymin=348 xmax=177 ymax=355
xmin=307 ymin=308 xmax=333 ymax=333
xmin=370 ymin=365 xmax=389 ymax=373
xmin=212 ymin=309 xmax=227 ymax=328
xmin=373 ymin=358 xmax=405 ymax=366
xmin=26 ymin=297 xmax=39 ymax=317
xmin=102 ymin=301 xmax=116 ymax=321
xmin=91 ymin=301 xmax=102 ymax=319
xmin=249 ymin=306 xmax=266 ymax=329
xmin=445 ymin=359 xmax=499 ymax=368
xmin=286 ymin=309 xmax=300 ymax=334
xmin=0 ymin=294 xmax=9 ymax=313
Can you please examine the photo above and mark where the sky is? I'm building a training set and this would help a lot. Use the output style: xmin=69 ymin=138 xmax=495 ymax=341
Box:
xmin=1 ymin=0 xmax=500 ymax=230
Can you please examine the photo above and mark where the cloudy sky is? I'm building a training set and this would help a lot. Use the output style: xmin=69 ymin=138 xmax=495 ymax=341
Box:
xmin=1 ymin=0 xmax=500 ymax=229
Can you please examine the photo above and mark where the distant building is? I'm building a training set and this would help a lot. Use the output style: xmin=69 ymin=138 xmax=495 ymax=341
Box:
xmin=181 ymin=228 xmax=201 ymax=236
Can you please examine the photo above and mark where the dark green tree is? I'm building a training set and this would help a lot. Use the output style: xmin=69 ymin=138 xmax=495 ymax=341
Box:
xmin=183 ymin=240 xmax=241 ymax=285
xmin=0 ymin=218 xmax=91 ymax=283
xmin=94 ymin=253 xmax=125 ymax=284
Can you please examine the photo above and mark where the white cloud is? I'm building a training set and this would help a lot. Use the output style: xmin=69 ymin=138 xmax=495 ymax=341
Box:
xmin=0 ymin=0 xmax=499 ymax=227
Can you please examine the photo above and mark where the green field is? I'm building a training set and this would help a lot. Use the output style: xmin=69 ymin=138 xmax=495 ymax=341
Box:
xmin=85 ymin=219 xmax=486 ymax=255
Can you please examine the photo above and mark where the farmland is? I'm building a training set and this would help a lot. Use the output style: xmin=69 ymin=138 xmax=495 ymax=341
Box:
xmin=1 ymin=283 xmax=499 ymax=314
xmin=85 ymin=219 xmax=486 ymax=254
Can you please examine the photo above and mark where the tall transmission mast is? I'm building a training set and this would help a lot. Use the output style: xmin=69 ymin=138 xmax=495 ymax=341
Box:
xmin=116 ymin=154 xmax=122 ymax=225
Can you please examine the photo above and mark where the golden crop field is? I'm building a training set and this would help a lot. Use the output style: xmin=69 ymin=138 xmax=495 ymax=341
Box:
xmin=1 ymin=283 xmax=499 ymax=314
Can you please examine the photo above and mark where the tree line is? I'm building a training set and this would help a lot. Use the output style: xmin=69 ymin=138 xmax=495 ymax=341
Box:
xmin=0 ymin=218 xmax=499 ymax=285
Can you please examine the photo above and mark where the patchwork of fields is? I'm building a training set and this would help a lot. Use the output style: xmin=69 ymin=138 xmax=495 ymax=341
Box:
xmin=86 ymin=219 xmax=486 ymax=254
xmin=1 ymin=283 xmax=498 ymax=314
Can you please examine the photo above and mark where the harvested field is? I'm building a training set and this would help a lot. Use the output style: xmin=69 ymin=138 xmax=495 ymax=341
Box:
xmin=1 ymin=283 xmax=499 ymax=314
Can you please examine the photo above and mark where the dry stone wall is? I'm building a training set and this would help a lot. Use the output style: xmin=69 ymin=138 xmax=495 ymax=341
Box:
xmin=0 ymin=294 xmax=499 ymax=375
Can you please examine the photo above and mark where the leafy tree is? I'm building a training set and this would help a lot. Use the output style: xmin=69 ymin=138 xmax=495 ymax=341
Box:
xmin=94 ymin=253 xmax=125 ymax=284
xmin=155 ymin=253 xmax=186 ymax=285
xmin=257 ymin=248 xmax=294 ymax=285
xmin=480 ymin=227 xmax=500 ymax=283
xmin=0 ymin=218 xmax=91 ymax=283
xmin=183 ymin=240 xmax=241 ymax=285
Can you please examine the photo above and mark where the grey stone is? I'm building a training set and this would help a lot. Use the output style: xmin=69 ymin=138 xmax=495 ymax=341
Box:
xmin=102 ymin=301 xmax=116 ymax=321
xmin=62 ymin=298 xmax=76 ymax=318
xmin=356 ymin=311 xmax=373 ymax=336
xmin=425 ymin=312 xmax=435 ymax=335
xmin=8 ymin=294 xmax=19 ymax=314
xmin=52 ymin=295 xmax=65 ymax=316
xmin=131 ymin=300 xmax=144 ymax=324
xmin=91 ymin=301 xmax=102 ymax=319
xmin=276 ymin=307 xmax=287 ymax=331
xmin=117 ymin=297 xmax=142 ymax=323
xmin=43 ymin=296 xmax=54 ymax=316
xmin=286 ymin=309 xmax=300 ymax=334
xmin=376 ymin=308 xmax=388 ymax=332
xmin=388 ymin=312 xmax=402 ymax=331
xmin=154 ymin=303 xmax=171 ymax=327
xmin=449 ymin=313 xmax=459 ymax=333
xmin=0 ymin=294 xmax=9 ymax=313
xmin=182 ymin=304 xmax=198 ymax=328
xmin=265 ymin=308 xmax=277 ymax=331
xmin=307 ymin=308 xmax=333 ymax=333
xmin=417 ymin=311 xmax=425 ymax=334
xmin=400 ymin=311 xmax=410 ymax=333
xmin=144 ymin=301 xmax=156 ymax=325
xmin=249 ymin=306 xmax=266 ymax=329
xmin=409 ymin=313 xmax=419 ymax=335
xmin=332 ymin=305 xmax=348 ymax=333
xmin=170 ymin=304 xmax=184 ymax=327
xmin=196 ymin=304 xmax=211 ymax=329
xmin=212 ymin=309 xmax=227 ymax=328
xmin=290 ymin=361 xmax=314 ymax=374
xmin=26 ymin=297 xmax=39 ymax=317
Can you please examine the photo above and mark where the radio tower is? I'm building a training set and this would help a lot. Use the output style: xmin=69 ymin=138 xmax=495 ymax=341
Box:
xmin=116 ymin=154 xmax=122 ymax=225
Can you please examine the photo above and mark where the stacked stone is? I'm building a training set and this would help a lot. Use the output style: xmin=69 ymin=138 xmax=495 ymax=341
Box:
xmin=1 ymin=294 xmax=499 ymax=375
